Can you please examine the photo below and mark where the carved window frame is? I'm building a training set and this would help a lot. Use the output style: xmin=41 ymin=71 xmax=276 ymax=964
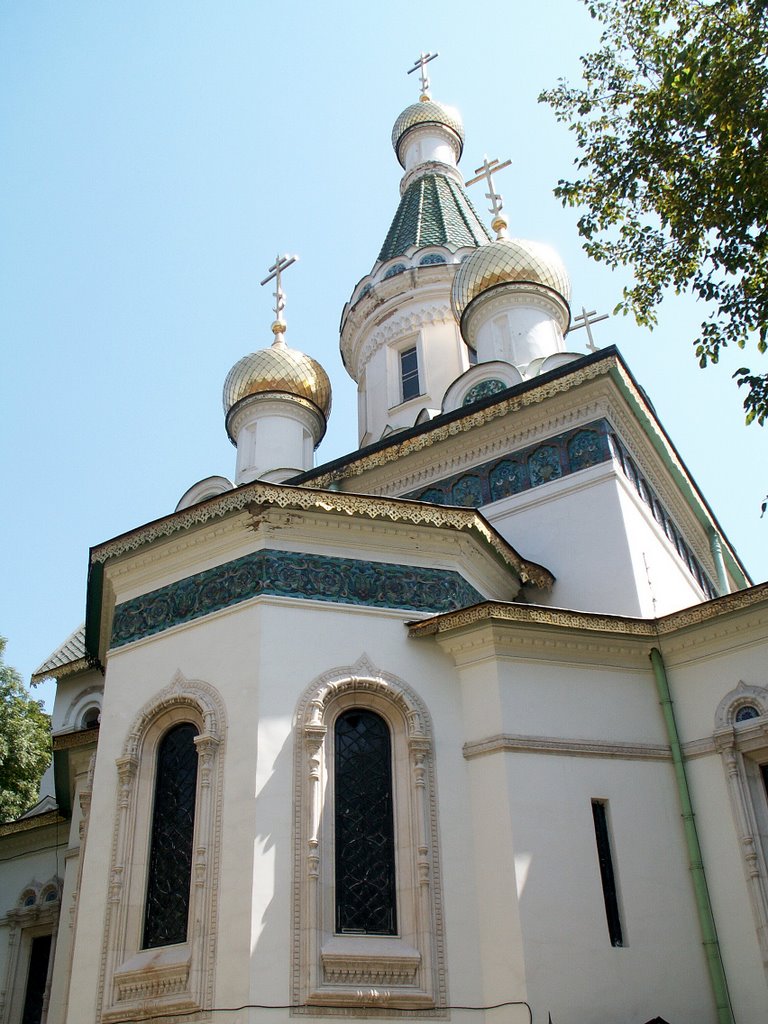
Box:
xmin=0 ymin=878 xmax=61 ymax=1024
xmin=96 ymin=673 xmax=226 ymax=1023
xmin=292 ymin=657 xmax=447 ymax=1015
xmin=713 ymin=681 xmax=768 ymax=980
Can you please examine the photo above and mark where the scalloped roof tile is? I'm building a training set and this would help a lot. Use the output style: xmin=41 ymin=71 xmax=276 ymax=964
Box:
xmin=378 ymin=173 xmax=492 ymax=262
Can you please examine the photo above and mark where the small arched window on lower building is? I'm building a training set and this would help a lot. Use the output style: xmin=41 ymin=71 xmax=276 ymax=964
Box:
xmin=143 ymin=722 xmax=199 ymax=948
xmin=334 ymin=709 xmax=396 ymax=935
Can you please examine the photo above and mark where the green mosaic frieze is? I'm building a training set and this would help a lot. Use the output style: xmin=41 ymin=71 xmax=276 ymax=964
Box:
xmin=406 ymin=420 xmax=613 ymax=507
xmin=110 ymin=549 xmax=484 ymax=648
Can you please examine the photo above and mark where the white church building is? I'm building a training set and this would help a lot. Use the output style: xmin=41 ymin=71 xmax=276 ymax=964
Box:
xmin=2 ymin=62 xmax=768 ymax=1024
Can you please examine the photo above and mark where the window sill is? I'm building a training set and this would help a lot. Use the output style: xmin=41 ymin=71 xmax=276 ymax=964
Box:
xmin=104 ymin=944 xmax=198 ymax=1023
xmin=311 ymin=935 xmax=431 ymax=1007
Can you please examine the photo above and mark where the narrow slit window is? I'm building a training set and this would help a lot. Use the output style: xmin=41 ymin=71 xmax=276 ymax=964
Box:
xmin=334 ymin=709 xmax=397 ymax=935
xmin=143 ymin=722 xmax=199 ymax=949
xmin=591 ymin=799 xmax=624 ymax=947
xmin=400 ymin=347 xmax=420 ymax=402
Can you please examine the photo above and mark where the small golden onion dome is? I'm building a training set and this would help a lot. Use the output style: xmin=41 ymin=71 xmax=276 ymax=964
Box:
xmin=391 ymin=99 xmax=465 ymax=167
xmin=451 ymin=236 xmax=572 ymax=323
xmin=222 ymin=342 xmax=332 ymax=423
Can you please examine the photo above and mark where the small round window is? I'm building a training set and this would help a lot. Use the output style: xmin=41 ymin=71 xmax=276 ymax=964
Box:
xmin=735 ymin=704 xmax=760 ymax=723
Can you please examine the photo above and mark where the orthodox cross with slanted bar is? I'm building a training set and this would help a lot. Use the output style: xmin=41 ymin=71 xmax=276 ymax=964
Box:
xmin=569 ymin=306 xmax=609 ymax=352
xmin=408 ymin=51 xmax=439 ymax=98
xmin=260 ymin=253 xmax=298 ymax=329
xmin=465 ymin=156 xmax=512 ymax=236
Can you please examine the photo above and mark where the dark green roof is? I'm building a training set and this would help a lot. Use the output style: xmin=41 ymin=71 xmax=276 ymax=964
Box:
xmin=378 ymin=173 xmax=492 ymax=262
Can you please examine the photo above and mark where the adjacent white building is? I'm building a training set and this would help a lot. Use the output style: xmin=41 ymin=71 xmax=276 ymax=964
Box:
xmin=2 ymin=73 xmax=767 ymax=1024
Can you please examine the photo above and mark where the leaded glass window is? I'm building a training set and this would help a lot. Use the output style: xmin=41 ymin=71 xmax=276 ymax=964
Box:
xmin=143 ymin=722 xmax=199 ymax=949
xmin=334 ymin=709 xmax=397 ymax=935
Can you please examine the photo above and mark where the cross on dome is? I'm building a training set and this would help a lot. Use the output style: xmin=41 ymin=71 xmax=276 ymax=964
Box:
xmin=466 ymin=156 xmax=512 ymax=238
xmin=569 ymin=306 xmax=609 ymax=351
xmin=260 ymin=253 xmax=298 ymax=343
xmin=407 ymin=51 xmax=439 ymax=101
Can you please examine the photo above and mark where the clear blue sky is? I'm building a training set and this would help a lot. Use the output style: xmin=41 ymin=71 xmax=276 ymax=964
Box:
xmin=2 ymin=1 xmax=765 ymax=711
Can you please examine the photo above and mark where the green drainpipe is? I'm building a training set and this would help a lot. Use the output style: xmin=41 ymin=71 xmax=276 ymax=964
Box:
xmin=650 ymin=647 xmax=734 ymax=1024
xmin=708 ymin=528 xmax=730 ymax=597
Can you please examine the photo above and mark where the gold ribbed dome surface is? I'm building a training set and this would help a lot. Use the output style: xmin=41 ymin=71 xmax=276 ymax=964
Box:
xmin=223 ymin=343 xmax=332 ymax=419
xmin=391 ymin=100 xmax=465 ymax=165
xmin=452 ymin=237 xmax=571 ymax=321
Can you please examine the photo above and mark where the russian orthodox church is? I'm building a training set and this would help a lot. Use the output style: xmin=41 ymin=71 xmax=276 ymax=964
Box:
xmin=2 ymin=58 xmax=768 ymax=1024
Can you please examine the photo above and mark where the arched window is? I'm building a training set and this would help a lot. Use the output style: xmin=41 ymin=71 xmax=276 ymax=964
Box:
xmin=143 ymin=722 xmax=199 ymax=948
xmin=97 ymin=674 xmax=225 ymax=1023
xmin=293 ymin=657 xmax=447 ymax=1012
xmin=334 ymin=709 xmax=396 ymax=935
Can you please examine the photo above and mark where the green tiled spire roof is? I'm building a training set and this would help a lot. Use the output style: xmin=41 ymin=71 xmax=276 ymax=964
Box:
xmin=378 ymin=173 xmax=492 ymax=262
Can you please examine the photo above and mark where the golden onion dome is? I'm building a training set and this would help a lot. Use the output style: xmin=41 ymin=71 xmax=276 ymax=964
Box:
xmin=391 ymin=99 xmax=465 ymax=167
xmin=223 ymin=338 xmax=332 ymax=425
xmin=451 ymin=236 xmax=572 ymax=323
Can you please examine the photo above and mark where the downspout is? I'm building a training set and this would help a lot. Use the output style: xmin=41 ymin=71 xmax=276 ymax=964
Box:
xmin=649 ymin=646 xmax=734 ymax=1024
xmin=708 ymin=527 xmax=730 ymax=596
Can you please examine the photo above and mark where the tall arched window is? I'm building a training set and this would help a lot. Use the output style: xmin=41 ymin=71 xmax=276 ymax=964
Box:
xmin=143 ymin=722 xmax=199 ymax=948
xmin=334 ymin=709 xmax=396 ymax=935
xmin=293 ymin=658 xmax=448 ymax=1012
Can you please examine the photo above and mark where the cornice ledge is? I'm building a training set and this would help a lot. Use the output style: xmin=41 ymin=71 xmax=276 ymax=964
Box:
xmin=408 ymin=601 xmax=656 ymax=639
xmin=91 ymin=483 xmax=554 ymax=590
xmin=463 ymin=733 xmax=671 ymax=761
xmin=410 ymin=584 xmax=768 ymax=640
xmin=310 ymin=358 xmax=615 ymax=489
xmin=656 ymin=582 xmax=768 ymax=636
xmin=0 ymin=810 xmax=68 ymax=837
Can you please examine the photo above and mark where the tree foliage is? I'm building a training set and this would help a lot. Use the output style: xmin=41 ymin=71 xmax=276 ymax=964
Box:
xmin=540 ymin=0 xmax=768 ymax=426
xmin=0 ymin=637 xmax=50 ymax=823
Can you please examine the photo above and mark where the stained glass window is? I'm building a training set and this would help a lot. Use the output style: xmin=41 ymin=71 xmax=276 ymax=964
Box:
xmin=143 ymin=722 xmax=199 ymax=949
xmin=335 ymin=709 xmax=397 ymax=935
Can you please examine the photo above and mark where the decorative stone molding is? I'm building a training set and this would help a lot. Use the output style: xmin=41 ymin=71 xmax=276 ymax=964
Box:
xmin=403 ymin=417 xmax=612 ymax=508
xmin=356 ymin=302 xmax=456 ymax=378
xmin=712 ymin=686 xmax=768 ymax=978
xmin=109 ymin=549 xmax=485 ymax=650
xmin=463 ymin=733 xmax=671 ymax=762
xmin=96 ymin=672 xmax=226 ymax=1023
xmin=0 ymin=879 xmax=61 ymax=1024
xmin=715 ymin=682 xmax=768 ymax=729
xmin=292 ymin=656 xmax=447 ymax=1015
xmin=90 ymin=480 xmax=552 ymax=590
xmin=408 ymin=582 xmax=768 ymax=643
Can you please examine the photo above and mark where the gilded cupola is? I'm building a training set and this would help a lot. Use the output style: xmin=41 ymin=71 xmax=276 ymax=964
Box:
xmin=223 ymin=255 xmax=331 ymax=484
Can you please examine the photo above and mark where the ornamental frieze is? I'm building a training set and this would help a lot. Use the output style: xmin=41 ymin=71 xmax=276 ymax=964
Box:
xmin=110 ymin=549 xmax=485 ymax=648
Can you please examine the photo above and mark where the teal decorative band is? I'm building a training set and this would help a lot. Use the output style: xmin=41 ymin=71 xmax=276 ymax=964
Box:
xmin=110 ymin=549 xmax=484 ymax=648
xmin=405 ymin=419 xmax=612 ymax=506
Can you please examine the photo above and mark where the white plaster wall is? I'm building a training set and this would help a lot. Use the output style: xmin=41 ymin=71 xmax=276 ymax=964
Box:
xmin=359 ymin=307 xmax=468 ymax=444
xmin=64 ymin=596 xmax=493 ymax=1020
xmin=657 ymin=629 xmax=768 ymax=1021
xmin=485 ymin=464 xmax=706 ymax=617
xmin=510 ymin=754 xmax=715 ymax=1024
xmin=474 ymin=303 xmax=565 ymax=367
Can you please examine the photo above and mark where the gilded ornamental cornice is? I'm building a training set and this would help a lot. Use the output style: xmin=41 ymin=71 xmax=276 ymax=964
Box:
xmin=408 ymin=581 xmax=768 ymax=639
xmin=0 ymin=810 xmax=68 ymax=838
xmin=90 ymin=480 xmax=554 ymax=589
xmin=309 ymin=356 xmax=615 ymax=489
